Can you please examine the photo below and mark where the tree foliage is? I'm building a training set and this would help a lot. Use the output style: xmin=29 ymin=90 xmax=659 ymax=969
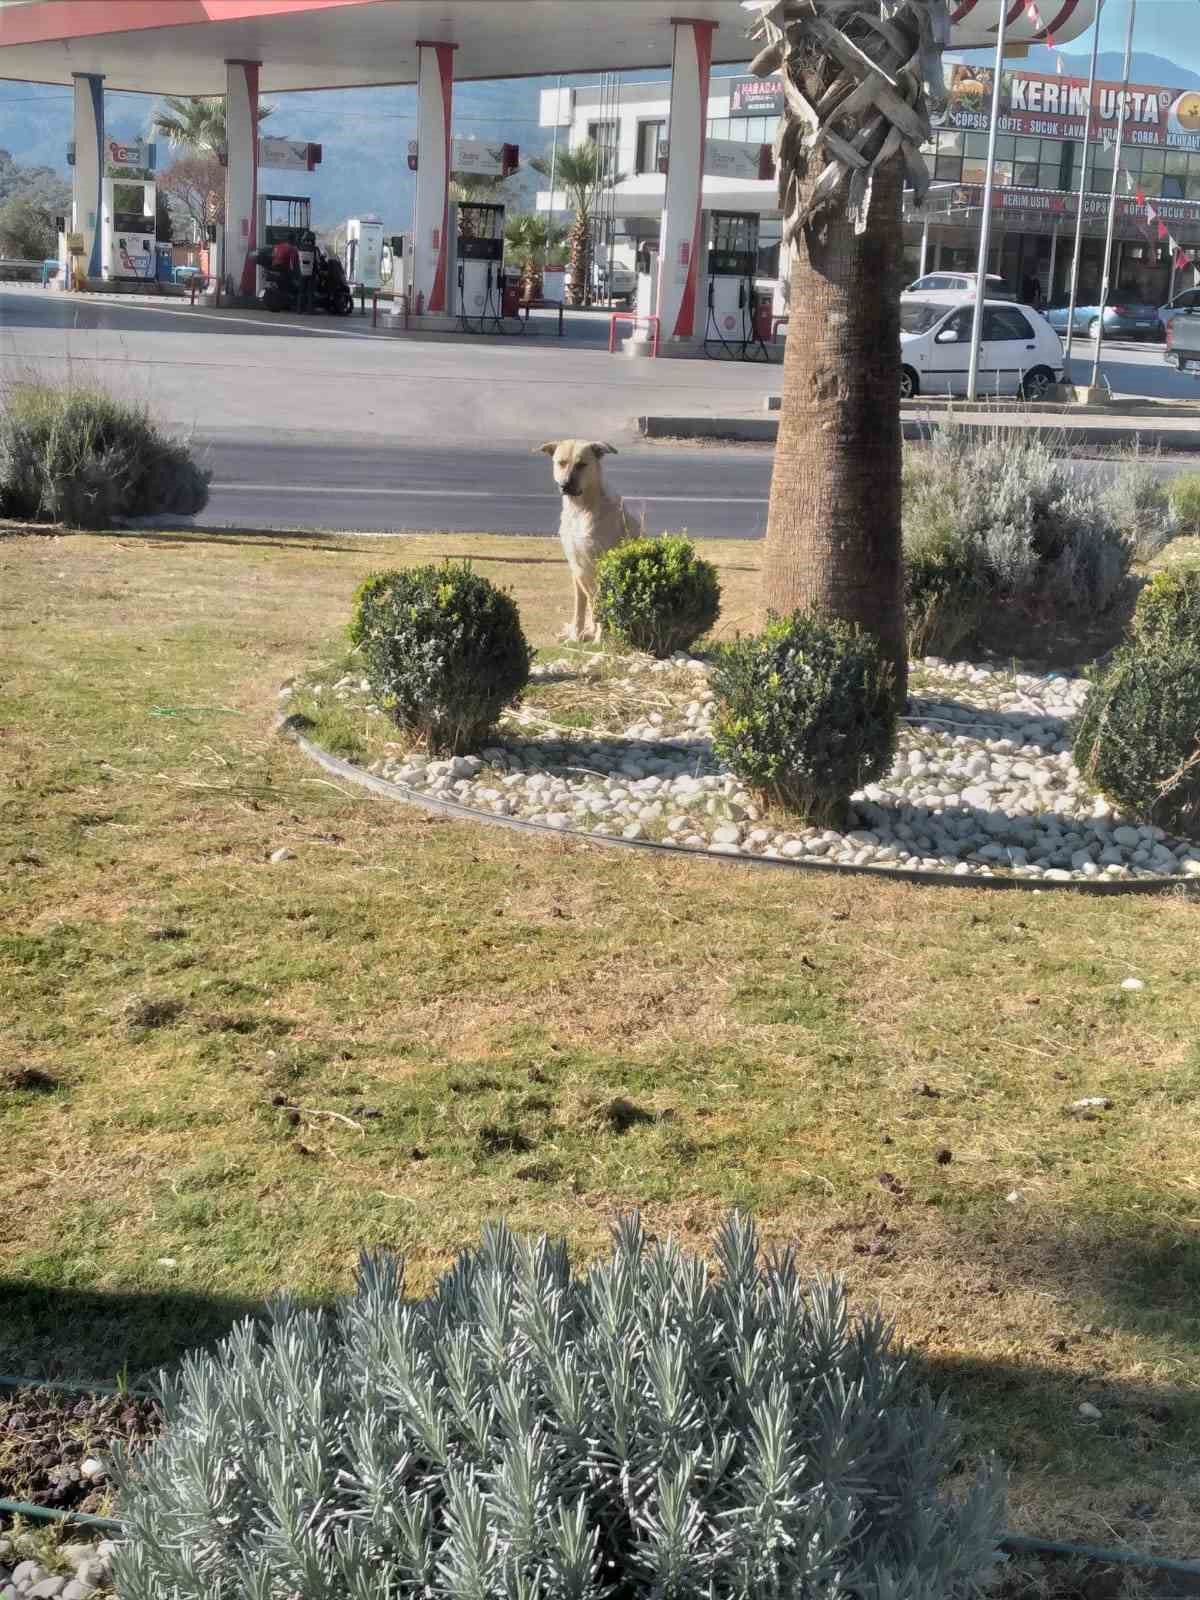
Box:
xmin=504 ymin=213 xmax=567 ymax=297
xmin=0 ymin=149 xmax=70 ymax=211
xmin=159 ymin=155 xmax=225 ymax=238
xmin=0 ymin=151 xmax=69 ymax=261
xmin=151 ymin=94 xmax=273 ymax=159
xmin=0 ymin=193 xmax=57 ymax=260
xmin=529 ymin=141 xmax=623 ymax=305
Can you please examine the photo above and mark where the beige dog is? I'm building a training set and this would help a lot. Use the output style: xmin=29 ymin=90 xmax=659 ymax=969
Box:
xmin=537 ymin=439 xmax=643 ymax=641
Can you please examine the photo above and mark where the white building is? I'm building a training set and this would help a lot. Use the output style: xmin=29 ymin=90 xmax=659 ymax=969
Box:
xmin=537 ymin=74 xmax=786 ymax=293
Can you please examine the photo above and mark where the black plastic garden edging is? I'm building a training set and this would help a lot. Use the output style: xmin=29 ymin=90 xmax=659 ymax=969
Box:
xmin=279 ymin=717 xmax=1200 ymax=899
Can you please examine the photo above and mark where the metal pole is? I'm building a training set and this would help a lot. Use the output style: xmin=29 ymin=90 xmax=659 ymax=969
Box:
xmin=548 ymin=74 xmax=562 ymax=220
xmin=1063 ymin=0 xmax=1103 ymax=363
xmin=918 ymin=212 xmax=929 ymax=278
xmin=1090 ymin=0 xmax=1136 ymax=390
xmin=966 ymin=2 xmax=1009 ymax=400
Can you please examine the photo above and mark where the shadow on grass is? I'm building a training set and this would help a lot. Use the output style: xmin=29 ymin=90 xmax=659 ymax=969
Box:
xmin=0 ymin=1280 xmax=264 ymax=1385
xmin=86 ymin=527 xmax=570 ymax=560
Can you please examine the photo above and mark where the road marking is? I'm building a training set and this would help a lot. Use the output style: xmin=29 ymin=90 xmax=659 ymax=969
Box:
xmin=212 ymin=483 xmax=768 ymax=504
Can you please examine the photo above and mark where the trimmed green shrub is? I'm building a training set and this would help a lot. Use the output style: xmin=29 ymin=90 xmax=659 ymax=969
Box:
xmin=1132 ymin=565 xmax=1200 ymax=652
xmin=710 ymin=614 xmax=896 ymax=825
xmin=110 ymin=1214 xmax=1004 ymax=1600
xmin=1074 ymin=647 xmax=1200 ymax=832
xmin=0 ymin=382 xmax=209 ymax=529
xmin=594 ymin=534 xmax=720 ymax=657
xmin=1169 ymin=472 xmax=1200 ymax=536
xmin=1101 ymin=455 xmax=1178 ymax=561
xmin=904 ymin=533 xmax=991 ymax=659
xmin=350 ymin=561 xmax=531 ymax=754
xmin=347 ymin=570 xmax=396 ymax=646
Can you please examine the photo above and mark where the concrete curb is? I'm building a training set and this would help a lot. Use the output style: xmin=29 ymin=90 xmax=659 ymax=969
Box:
xmin=639 ymin=413 xmax=1200 ymax=450
xmin=765 ymin=395 xmax=1200 ymax=419
xmin=277 ymin=715 xmax=1199 ymax=897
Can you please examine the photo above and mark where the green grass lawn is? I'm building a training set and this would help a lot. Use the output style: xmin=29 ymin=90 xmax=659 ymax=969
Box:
xmin=1 ymin=524 xmax=1198 ymax=1554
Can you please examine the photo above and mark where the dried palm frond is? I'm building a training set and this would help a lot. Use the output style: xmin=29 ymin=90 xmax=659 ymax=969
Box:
xmin=743 ymin=0 xmax=951 ymax=236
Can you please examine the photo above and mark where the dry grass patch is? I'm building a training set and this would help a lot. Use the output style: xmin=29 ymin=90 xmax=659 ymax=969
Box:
xmin=0 ymin=525 xmax=1198 ymax=1554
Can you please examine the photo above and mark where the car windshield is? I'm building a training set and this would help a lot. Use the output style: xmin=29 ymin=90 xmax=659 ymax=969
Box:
xmin=900 ymin=301 xmax=946 ymax=335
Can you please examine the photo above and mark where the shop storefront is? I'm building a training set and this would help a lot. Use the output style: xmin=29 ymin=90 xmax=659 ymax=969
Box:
xmin=905 ymin=63 xmax=1200 ymax=305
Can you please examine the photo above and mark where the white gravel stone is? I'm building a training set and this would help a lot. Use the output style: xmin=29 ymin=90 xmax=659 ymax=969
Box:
xmin=326 ymin=654 xmax=1198 ymax=886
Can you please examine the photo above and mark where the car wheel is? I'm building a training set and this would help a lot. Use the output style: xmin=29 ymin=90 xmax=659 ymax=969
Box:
xmin=900 ymin=365 xmax=918 ymax=401
xmin=1020 ymin=365 xmax=1056 ymax=402
xmin=1088 ymin=318 xmax=1101 ymax=340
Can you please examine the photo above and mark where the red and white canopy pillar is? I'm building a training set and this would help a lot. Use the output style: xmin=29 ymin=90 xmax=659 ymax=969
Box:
xmin=71 ymin=73 xmax=105 ymax=280
xmin=656 ymin=17 xmax=716 ymax=342
xmin=413 ymin=41 xmax=457 ymax=315
xmin=225 ymin=59 xmax=260 ymax=299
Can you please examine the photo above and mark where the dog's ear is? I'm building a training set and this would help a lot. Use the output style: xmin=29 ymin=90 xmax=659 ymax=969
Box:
xmin=534 ymin=441 xmax=559 ymax=456
xmin=589 ymin=442 xmax=618 ymax=458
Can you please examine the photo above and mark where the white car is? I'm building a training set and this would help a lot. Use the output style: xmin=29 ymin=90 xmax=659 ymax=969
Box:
xmin=591 ymin=259 xmax=636 ymax=304
xmin=904 ymin=271 xmax=1014 ymax=300
xmin=900 ymin=296 xmax=1064 ymax=401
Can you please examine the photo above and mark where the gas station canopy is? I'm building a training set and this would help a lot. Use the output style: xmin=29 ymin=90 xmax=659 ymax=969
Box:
xmin=0 ymin=0 xmax=1100 ymax=97
xmin=0 ymin=0 xmax=748 ymax=95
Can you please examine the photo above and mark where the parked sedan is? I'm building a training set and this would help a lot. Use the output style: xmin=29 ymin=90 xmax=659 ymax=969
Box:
xmin=904 ymin=271 xmax=1013 ymax=299
xmin=1043 ymin=300 xmax=1164 ymax=340
xmin=900 ymin=297 xmax=1063 ymax=400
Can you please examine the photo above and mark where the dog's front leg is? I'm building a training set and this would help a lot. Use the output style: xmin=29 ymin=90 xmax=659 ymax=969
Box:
xmin=560 ymin=576 xmax=587 ymax=643
xmin=582 ymin=586 xmax=603 ymax=643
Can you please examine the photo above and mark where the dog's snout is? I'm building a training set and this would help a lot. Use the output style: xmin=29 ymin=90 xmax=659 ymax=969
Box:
xmin=561 ymin=473 xmax=580 ymax=496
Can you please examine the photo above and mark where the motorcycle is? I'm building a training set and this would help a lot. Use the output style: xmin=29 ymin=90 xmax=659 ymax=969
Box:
xmin=312 ymin=246 xmax=354 ymax=317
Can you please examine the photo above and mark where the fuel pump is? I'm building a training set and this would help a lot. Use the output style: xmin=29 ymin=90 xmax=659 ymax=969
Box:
xmin=256 ymin=195 xmax=312 ymax=295
xmin=104 ymin=174 xmax=156 ymax=282
xmin=702 ymin=211 xmax=768 ymax=362
xmin=450 ymin=201 xmax=507 ymax=334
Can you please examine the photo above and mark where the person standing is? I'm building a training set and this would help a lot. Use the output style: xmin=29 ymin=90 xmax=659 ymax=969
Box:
xmin=297 ymin=230 xmax=316 ymax=313
xmin=271 ymin=231 xmax=300 ymax=308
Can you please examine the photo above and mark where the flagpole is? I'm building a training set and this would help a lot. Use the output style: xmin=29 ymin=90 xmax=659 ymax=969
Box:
xmin=1063 ymin=0 xmax=1104 ymax=365
xmin=1090 ymin=0 xmax=1137 ymax=390
xmin=966 ymin=1 xmax=1010 ymax=401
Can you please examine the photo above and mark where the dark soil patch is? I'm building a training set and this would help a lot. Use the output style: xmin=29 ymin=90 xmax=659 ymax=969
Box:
xmin=0 ymin=1387 xmax=160 ymax=1515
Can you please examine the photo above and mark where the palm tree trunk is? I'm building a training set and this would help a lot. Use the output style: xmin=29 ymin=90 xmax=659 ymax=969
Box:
xmin=567 ymin=215 xmax=590 ymax=307
xmin=760 ymin=158 xmax=907 ymax=705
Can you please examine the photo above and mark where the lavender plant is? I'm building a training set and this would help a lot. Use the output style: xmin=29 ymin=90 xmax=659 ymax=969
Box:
xmin=110 ymin=1215 xmax=1004 ymax=1600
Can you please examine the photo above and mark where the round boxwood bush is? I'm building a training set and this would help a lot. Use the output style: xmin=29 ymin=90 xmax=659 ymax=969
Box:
xmin=1074 ymin=646 xmax=1200 ymax=833
xmin=904 ymin=534 xmax=990 ymax=660
xmin=594 ymin=534 xmax=720 ymax=657
xmin=710 ymin=613 xmax=897 ymax=826
xmin=350 ymin=562 xmax=531 ymax=754
xmin=110 ymin=1214 xmax=1004 ymax=1600
xmin=1131 ymin=565 xmax=1200 ymax=653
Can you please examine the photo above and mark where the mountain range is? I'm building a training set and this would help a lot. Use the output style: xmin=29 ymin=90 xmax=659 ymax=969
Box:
xmin=0 ymin=49 xmax=1197 ymax=232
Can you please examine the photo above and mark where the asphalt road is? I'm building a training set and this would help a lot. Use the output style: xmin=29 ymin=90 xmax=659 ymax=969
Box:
xmin=3 ymin=285 xmax=1196 ymax=539
xmin=190 ymin=429 xmax=1195 ymax=538
xmin=196 ymin=432 xmax=772 ymax=538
